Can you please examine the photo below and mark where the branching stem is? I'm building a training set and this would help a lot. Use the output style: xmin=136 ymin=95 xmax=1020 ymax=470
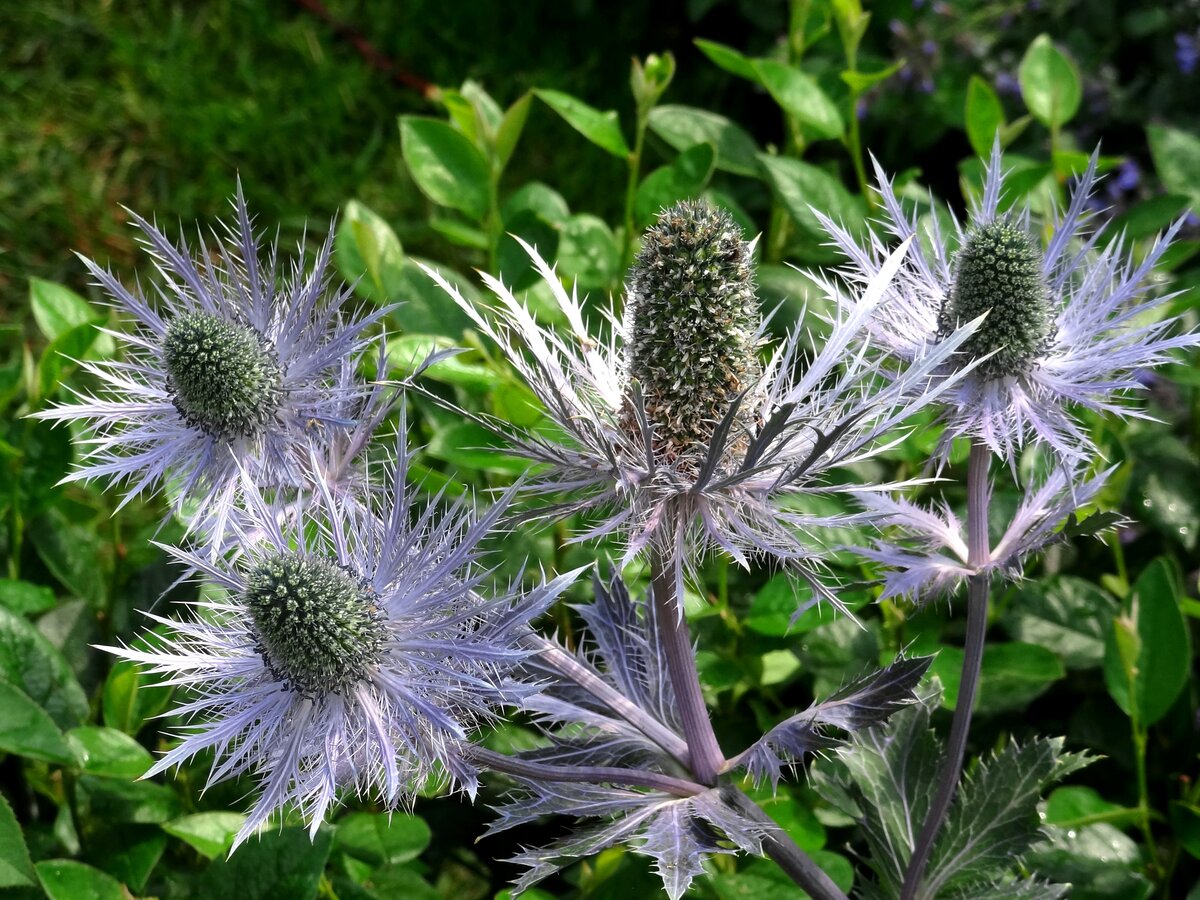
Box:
xmin=900 ymin=441 xmax=991 ymax=900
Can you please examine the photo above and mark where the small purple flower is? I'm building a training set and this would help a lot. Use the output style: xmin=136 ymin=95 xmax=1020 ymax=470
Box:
xmin=994 ymin=71 xmax=1020 ymax=96
xmin=34 ymin=185 xmax=386 ymax=536
xmin=105 ymin=435 xmax=577 ymax=845
xmin=818 ymin=142 xmax=1198 ymax=470
xmin=1176 ymin=31 xmax=1200 ymax=75
xmin=1111 ymin=159 xmax=1142 ymax=195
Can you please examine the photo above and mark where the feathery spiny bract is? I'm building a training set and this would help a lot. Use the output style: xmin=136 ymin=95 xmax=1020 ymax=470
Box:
xmin=623 ymin=201 xmax=760 ymax=463
xmin=939 ymin=220 xmax=1051 ymax=379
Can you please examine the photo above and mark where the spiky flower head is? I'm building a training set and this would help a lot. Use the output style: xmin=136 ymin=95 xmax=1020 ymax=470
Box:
xmin=818 ymin=142 xmax=1197 ymax=467
xmin=422 ymin=216 xmax=977 ymax=611
xmin=938 ymin=219 xmax=1052 ymax=379
xmin=623 ymin=201 xmax=761 ymax=464
xmin=33 ymin=184 xmax=386 ymax=534
xmin=105 ymin=434 xmax=576 ymax=845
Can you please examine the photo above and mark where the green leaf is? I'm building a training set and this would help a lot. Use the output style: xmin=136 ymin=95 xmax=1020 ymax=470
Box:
xmin=932 ymin=642 xmax=1065 ymax=713
xmin=495 ymin=92 xmax=532 ymax=170
xmin=0 ymin=794 xmax=36 ymax=888
xmin=556 ymin=214 xmax=619 ymax=288
xmin=86 ymin=825 xmax=166 ymax=893
xmin=335 ymin=200 xmax=405 ymax=303
xmin=35 ymin=860 xmax=124 ymax=900
xmin=1018 ymin=35 xmax=1082 ymax=128
xmin=758 ymin=153 xmax=865 ymax=238
xmin=534 ymin=89 xmax=629 ymax=158
xmin=37 ymin=318 xmax=104 ymax=401
xmin=399 ymin=117 xmax=492 ymax=221
xmin=1026 ymin=824 xmax=1151 ymax=900
xmin=361 ymin=865 xmax=441 ymax=899
xmin=78 ymin=776 xmax=182 ymax=824
xmin=426 ymin=422 xmax=529 ymax=474
xmin=31 ymin=510 xmax=107 ymax=608
xmin=1148 ymin=125 xmax=1200 ymax=208
xmin=693 ymin=39 xmax=756 ymax=80
xmin=1045 ymin=786 xmax=1139 ymax=829
xmin=66 ymin=726 xmax=153 ymax=778
xmin=390 ymin=256 xmax=476 ymax=338
xmin=965 ymin=75 xmax=1005 ymax=158
xmin=752 ymin=59 xmax=843 ymax=140
xmin=840 ymin=61 xmax=903 ymax=94
xmin=1104 ymin=558 xmax=1190 ymax=725
xmin=925 ymin=737 xmax=1088 ymax=895
xmin=648 ymin=105 xmax=762 ymax=177
xmin=1003 ymin=576 xmax=1119 ymax=669
xmin=8 ymin=420 xmax=73 ymax=518
xmin=0 ymin=604 xmax=89 ymax=729
xmin=29 ymin=279 xmax=115 ymax=357
xmin=0 ymin=680 xmax=72 ymax=763
xmin=0 ymin=579 xmax=57 ymax=616
xmin=102 ymin=655 xmax=172 ymax=736
xmin=162 ymin=812 xmax=247 ymax=859
xmin=199 ymin=827 xmax=332 ymax=900
xmin=335 ymin=812 xmax=431 ymax=867
xmin=1171 ymin=801 xmax=1200 ymax=860
xmin=387 ymin=335 xmax=495 ymax=392
xmin=634 ymin=142 xmax=716 ymax=227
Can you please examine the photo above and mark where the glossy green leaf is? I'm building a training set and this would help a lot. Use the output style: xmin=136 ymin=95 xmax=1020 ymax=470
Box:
xmin=1003 ymin=576 xmax=1119 ymax=669
xmin=1148 ymin=124 xmax=1200 ymax=208
xmin=932 ymin=642 xmax=1064 ymax=713
xmin=399 ymin=117 xmax=492 ymax=221
xmin=758 ymin=153 xmax=865 ymax=238
xmin=1018 ymin=34 xmax=1082 ymax=128
xmin=965 ymin=75 xmax=1005 ymax=157
xmin=0 ymin=794 xmax=36 ymax=889
xmin=78 ymin=776 xmax=182 ymax=824
xmin=390 ymin=256 xmax=477 ymax=338
xmin=633 ymin=142 xmax=715 ymax=226
xmin=30 ymin=510 xmax=107 ymax=607
xmin=556 ymin=214 xmax=619 ymax=288
xmin=36 ymin=860 xmax=124 ymax=900
xmin=334 ymin=812 xmax=431 ymax=867
xmin=102 ymin=642 xmax=173 ymax=736
xmin=0 ymin=604 xmax=88 ymax=729
xmin=66 ymin=726 xmax=153 ymax=778
xmin=534 ymin=89 xmax=629 ymax=158
xmin=0 ymin=579 xmax=57 ymax=616
xmin=648 ymin=105 xmax=762 ymax=177
xmin=199 ymin=827 xmax=332 ymax=900
xmin=1171 ymin=801 xmax=1200 ymax=860
xmin=753 ymin=59 xmax=843 ymax=139
xmin=0 ymin=680 xmax=71 ymax=763
xmin=494 ymin=91 xmax=532 ymax=170
xmin=29 ymin=278 xmax=115 ymax=356
xmin=693 ymin=39 xmax=756 ymax=80
xmin=335 ymin=200 xmax=405 ymax=303
xmin=387 ymin=335 xmax=494 ymax=391
xmin=1045 ymin=786 xmax=1139 ymax=829
xmin=87 ymin=825 xmax=166 ymax=893
xmin=162 ymin=812 xmax=247 ymax=859
xmin=37 ymin=318 xmax=103 ymax=401
xmin=1104 ymin=558 xmax=1190 ymax=725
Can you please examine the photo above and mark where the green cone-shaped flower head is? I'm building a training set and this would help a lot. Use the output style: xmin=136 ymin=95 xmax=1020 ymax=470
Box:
xmin=623 ymin=200 xmax=761 ymax=463
xmin=244 ymin=551 xmax=384 ymax=696
xmin=163 ymin=311 xmax=284 ymax=440
xmin=938 ymin=220 xmax=1052 ymax=379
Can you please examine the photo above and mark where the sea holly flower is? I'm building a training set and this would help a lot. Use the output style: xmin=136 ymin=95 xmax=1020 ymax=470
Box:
xmin=105 ymin=434 xmax=577 ymax=845
xmin=34 ymin=185 xmax=386 ymax=534
xmin=423 ymin=200 xmax=978 ymax=608
xmin=855 ymin=465 xmax=1117 ymax=603
xmin=818 ymin=142 xmax=1195 ymax=469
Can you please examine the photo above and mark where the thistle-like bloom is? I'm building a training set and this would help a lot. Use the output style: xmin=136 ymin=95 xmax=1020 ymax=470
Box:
xmin=34 ymin=186 xmax=385 ymax=533
xmin=106 ymin=435 xmax=576 ymax=845
xmin=856 ymin=465 xmax=1116 ymax=603
xmin=819 ymin=142 xmax=1195 ymax=467
xmin=423 ymin=200 xmax=977 ymax=607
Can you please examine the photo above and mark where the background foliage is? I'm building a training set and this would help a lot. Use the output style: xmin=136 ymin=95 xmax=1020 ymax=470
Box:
xmin=3 ymin=0 xmax=1200 ymax=897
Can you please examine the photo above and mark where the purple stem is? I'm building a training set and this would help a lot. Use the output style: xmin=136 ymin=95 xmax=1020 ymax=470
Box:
xmin=650 ymin=550 xmax=725 ymax=785
xmin=900 ymin=441 xmax=992 ymax=900
xmin=468 ymin=746 xmax=705 ymax=797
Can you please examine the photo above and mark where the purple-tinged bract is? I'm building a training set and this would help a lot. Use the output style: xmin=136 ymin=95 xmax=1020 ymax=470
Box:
xmin=819 ymin=141 xmax=1197 ymax=468
xmin=34 ymin=185 xmax=386 ymax=534
xmin=105 ymin=434 xmax=576 ymax=846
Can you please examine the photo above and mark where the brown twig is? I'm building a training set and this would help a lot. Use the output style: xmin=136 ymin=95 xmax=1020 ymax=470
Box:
xmin=292 ymin=0 xmax=436 ymax=98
